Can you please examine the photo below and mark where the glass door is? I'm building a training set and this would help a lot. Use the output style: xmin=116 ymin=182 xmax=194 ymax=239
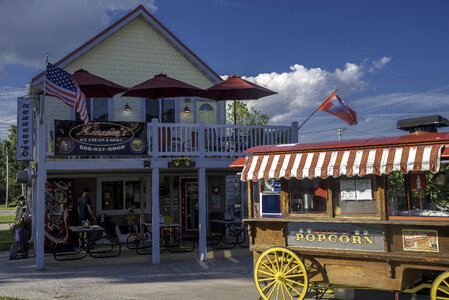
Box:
xmin=181 ymin=178 xmax=198 ymax=233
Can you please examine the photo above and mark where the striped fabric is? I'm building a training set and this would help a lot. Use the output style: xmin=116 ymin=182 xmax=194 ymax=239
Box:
xmin=241 ymin=145 xmax=445 ymax=181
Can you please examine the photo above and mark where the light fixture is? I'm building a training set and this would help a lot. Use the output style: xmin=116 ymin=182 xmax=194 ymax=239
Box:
xmin=125 ymin=103 xmax=131 ymax=111
xmin=143 ymin=160 xmax=151 ymax=168
xmin=184 ymin=106 xmax=191 ymax=113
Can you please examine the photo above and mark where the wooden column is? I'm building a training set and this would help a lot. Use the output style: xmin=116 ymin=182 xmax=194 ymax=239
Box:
xmin=198 ymin=167 xmax=207 ymax=261
xmin=152 ymin=167 xmax=160 ymax=264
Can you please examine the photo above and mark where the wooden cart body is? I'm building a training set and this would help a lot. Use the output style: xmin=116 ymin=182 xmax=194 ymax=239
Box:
xmin=239 ymin=128 xmax=449 ymax=298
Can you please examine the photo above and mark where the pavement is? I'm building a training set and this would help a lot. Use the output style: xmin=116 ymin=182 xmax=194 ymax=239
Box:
xmin=0 ymin=245 xmax=431 ymax=300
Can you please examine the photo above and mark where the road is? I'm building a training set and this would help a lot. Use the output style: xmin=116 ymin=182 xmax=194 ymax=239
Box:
xmin=0 ymin=249 xmax=430 ymax=300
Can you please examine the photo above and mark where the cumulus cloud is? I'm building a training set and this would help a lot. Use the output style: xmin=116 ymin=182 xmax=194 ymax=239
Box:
xmin=369 ymin=56 xmax=392 ymax=73
xmin=241 ymin=59 xmax=388 ymax=123
xmin=0 ymin=0 xmax=157 ymax=75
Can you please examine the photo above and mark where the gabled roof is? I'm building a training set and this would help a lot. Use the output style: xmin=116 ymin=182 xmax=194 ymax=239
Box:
xmin=32 ymin=5 xmax=221 ymax=84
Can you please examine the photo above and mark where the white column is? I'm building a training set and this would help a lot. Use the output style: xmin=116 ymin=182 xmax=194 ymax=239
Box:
xmin=198 ymin=167 xmax=207 ymax=261
xmin=35 ymin=118 xmax=46 ymax=270
xmin=151 ymin=167 xmax=160 ymax=264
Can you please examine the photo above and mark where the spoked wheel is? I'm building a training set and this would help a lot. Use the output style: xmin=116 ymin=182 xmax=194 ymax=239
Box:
xmin=431 ymin=271 xmax=449 ymax=300
xmin=254 ymin=247 xmax=309 ymax=300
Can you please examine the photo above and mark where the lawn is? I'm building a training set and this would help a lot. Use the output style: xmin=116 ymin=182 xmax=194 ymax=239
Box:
xmin=0 ymin=215 xmax=15 ymax=224
xmin=0 ymin=297 xmax=26 ymax=300
xmin=0 ymin=205 xmax=16 ymax=210
xmin=0 ymin=229 xmax=15 ymax=252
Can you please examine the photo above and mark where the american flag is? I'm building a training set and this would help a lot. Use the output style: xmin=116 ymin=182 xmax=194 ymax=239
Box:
xmin=44 ymin=63 xmax=89 ymax=124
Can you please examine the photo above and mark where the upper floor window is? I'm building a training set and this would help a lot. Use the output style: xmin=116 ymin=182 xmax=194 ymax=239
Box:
xmin=76 ymin=98 xmax=109 ymax=121
xmin=145 ymin=98 xmax=175 ymax=123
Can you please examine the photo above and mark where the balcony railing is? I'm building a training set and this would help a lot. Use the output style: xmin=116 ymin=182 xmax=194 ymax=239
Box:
xmin=46 ymin=119 xmax=298 ymax=158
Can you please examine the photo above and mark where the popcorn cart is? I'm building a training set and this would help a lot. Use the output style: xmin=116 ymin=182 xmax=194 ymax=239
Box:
xmin=239 ymin=116 xmax=449 ymax=300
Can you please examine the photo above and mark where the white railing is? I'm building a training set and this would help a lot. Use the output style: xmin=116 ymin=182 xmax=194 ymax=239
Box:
xmin=46 ymin=119 xmax=299 ymax=158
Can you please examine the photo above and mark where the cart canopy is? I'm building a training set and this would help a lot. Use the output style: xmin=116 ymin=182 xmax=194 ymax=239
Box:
xmin=240 ymin=132 xmax=449 ymax=182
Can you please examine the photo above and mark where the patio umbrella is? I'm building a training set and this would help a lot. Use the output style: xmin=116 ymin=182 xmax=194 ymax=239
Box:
xmin=122 ymin=73 xmax=203 ymax=122
xmin=199 ymin=75 xmax=277 ymax=125
xmin=73 ymin=69 xmax=126 ymax=98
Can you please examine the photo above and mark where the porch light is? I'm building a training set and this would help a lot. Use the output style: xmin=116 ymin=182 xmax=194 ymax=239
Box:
xmin=125 ymin=103 xmax=131 ymax=111
xmin=184 ymin=106 xmax=191 ymax=113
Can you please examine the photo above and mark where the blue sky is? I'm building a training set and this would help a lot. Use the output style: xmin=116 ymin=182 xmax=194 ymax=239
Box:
xmin=1 ymin=0 xmax=448 ymax=141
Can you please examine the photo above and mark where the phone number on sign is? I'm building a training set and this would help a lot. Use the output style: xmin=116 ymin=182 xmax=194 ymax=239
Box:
xmin=79 ymin=145 xmax=126 ymax=152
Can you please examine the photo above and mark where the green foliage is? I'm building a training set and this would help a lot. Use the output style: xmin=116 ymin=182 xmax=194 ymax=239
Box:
xmin=0 ymin=229 xmax=15 ymax=252
xmin=0 ymin=215 xmax=15 ymax=224
xmin=226 ymin=101 xmax=269 ymax=125
xmin=0 ymin=125 xmax=28 ymax=206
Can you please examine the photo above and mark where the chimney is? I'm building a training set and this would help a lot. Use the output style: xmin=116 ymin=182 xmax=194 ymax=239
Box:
xmin=397 ymin=115 xmax=449 ymax=135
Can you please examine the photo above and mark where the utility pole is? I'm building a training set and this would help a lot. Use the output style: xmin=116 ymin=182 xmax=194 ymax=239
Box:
xmin=336 ymin=128 xmax=345 ymax=141
xmin=5 ymin=144 xmax=9 ymax=208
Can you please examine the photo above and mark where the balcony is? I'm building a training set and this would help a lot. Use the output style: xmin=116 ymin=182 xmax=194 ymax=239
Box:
xmin=45 ymin=119 xmax=298 ymax=160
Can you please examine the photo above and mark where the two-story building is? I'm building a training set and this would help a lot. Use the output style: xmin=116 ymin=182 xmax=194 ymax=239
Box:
xmin=26 ymin=5 xmax=298 ymax=265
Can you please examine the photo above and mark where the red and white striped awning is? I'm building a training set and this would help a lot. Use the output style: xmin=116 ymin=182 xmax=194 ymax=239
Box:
xmin=241 ymin=145 xmax=446 ymax=181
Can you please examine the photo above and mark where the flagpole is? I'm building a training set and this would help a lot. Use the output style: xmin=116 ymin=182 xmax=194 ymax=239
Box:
xmin=40 ymin=53 xmax=48 ymax=124
xmin=297 ymin=108 xmax=318 ymax=132
xmin=298 ymin=89 xmax=338 ymax=132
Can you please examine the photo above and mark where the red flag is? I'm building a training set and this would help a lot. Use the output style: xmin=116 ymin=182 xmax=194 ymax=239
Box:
xmin=317 ymin=90 xmax=357 ymax=125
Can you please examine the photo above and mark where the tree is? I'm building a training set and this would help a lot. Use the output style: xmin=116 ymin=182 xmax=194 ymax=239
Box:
xmin=0 ymin=125 xmax=28 ymax=206
xmin=226 ymin=101 xmax=269 ymax=125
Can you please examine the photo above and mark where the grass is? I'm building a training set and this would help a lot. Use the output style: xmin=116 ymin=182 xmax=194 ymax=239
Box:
xmin=0 ymin=205 xmax=16 ymax=210
xmin=0 ymin=297 xmax=26 ymax=300
xmin=0 ymin=229 xmax=15 ymax=252
xmin=0 ymin=215 xmax=15 ymax=224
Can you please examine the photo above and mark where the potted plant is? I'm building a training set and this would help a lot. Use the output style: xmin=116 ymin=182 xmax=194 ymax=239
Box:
xmin=168 ymin=157 xmax=195 ymax=168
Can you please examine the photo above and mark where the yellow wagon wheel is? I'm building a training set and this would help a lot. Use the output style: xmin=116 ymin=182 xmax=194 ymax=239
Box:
xmin=254 ymin=247 xmax=309 ymax=300
xmin=431 ymin=271 xmax=449 ymax=300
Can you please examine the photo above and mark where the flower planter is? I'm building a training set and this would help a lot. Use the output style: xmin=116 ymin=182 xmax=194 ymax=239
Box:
xmin=168 ymin=161 xmax=195 ymax=168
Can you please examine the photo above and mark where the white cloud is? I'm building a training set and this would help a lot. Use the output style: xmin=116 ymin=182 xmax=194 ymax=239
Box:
xmin=0 ymin=1 xmax=157 ymax=74
xmin=241 ymin=59 xmax=386 ymax=123
xmin=369 ymin=56 xmax=392 ymax=73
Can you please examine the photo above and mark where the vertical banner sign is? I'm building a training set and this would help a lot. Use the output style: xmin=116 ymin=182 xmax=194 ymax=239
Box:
xmin=16 ymin=98 xmax=34 ymax=161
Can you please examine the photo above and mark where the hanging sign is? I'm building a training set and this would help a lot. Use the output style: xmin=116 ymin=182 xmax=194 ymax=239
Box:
xmin=16 ymin=98 xmax=34 ymax=161
xmin=54 ymin=120 xmax=147 ymax=155
xmin=410 ymin=172 xmax=427 ymax=191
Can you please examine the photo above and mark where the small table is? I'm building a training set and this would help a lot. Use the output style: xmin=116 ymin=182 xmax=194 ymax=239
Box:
xmin=140 ymin=222 xmax=195 ymax=253
xmin=209 ymin=219 xmax=247 ymax=249
xmin=52 ymin=225 xmax=120 ymax=260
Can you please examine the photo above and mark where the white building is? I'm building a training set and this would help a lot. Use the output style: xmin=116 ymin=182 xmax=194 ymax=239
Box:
xmin=25 ymin=5 xmax=298 ymax=267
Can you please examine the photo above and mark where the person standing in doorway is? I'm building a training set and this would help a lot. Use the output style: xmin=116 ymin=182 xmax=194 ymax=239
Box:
xmin=77 ymin=187 xmax=97 ymax=248
xmin=78 ymin=187 xmax=97 ymax=225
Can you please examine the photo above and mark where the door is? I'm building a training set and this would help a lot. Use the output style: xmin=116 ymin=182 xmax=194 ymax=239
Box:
xmin=181 ymin=178 xmax=198 ymax=234
xmin=197 ymin=102 xmax=217 ymax=124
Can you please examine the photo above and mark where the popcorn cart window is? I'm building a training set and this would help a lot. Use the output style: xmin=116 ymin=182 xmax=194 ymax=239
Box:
xmin=334 ymin=176 xmax=377 ymax=215
xmin=289 ymin=178 xmax=328 ymax=214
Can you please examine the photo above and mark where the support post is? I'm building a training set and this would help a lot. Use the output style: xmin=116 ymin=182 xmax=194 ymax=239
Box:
xmin=198 ymin=167 xmax=207 ymax=261
xmin=151 ymin=167 xmax=160 ymax=264
xmin=198 ymin=120 xmax=205 ymax=159
xmin=151 ymin=118 xmax=159 ymax=158
xmin=35 ymin=100 xmax=46 ymax=270
xmin=291 ymin=122 xmax=299 ymax=143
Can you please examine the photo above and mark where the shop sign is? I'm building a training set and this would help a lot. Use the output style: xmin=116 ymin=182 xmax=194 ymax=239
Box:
xmin=402 ymin=229 xmax=438 ymax=252
xmin=410 ymin=173 xmax=427 ymax=191
xmin=54 ymin=120 xmax=147 ymax=155
xmin=16 ymin=98 xmax=34 ymax=161
xmin=287 ymin=222 xmax=385 ymax=252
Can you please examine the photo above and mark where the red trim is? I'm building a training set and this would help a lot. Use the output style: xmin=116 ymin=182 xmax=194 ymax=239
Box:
xmin=246 ymin=133 xmax=449 ymax=155
xmin=389 ymin=216 xmax=449 ymax=221
xmin=230 ymin=156 xmax=245 ymax=167
xmin=32 ymin=5 xmax=221 ymax=83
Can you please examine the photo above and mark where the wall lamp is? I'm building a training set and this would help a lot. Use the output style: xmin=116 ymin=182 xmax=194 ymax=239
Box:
xmin=184 ymin=106 xmax=191 ymax=113
xmin=125 ymin=103 xmax=131 ymax=111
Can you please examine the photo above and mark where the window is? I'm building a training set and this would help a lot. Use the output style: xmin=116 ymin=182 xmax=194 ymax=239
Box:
xmin=76 ymin=98 xmax=109 ymax=121
xmin=334 ymin=176 xmax=377 ymax=215
xmin=101 ymin=179 xmax=146 ymax=211
xmin=145 ymin=99 xmax=159 ymax=122
xmin=388 ymin=169 xmax=449 ymax=218
xmin=199 ymin=103 xmax=214 ymax=111
xmin=289 ymin=178 xmax=328 ymax=214
xmin=162 ymin=99 xmax=175 ymax=123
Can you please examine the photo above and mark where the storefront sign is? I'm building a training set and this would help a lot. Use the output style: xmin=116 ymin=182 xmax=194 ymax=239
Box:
xmin=287 ymin=222 xmax=385 ymax=252
xmin=410 ymin=173 xmax=427 ymax=190
xmin=16 ymin=98 xmax=34 ymax=161
xmin=402 ymin=229 xmax=438 ymax=252
xmin=54 ymin=120 xmax=147 ymax=155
